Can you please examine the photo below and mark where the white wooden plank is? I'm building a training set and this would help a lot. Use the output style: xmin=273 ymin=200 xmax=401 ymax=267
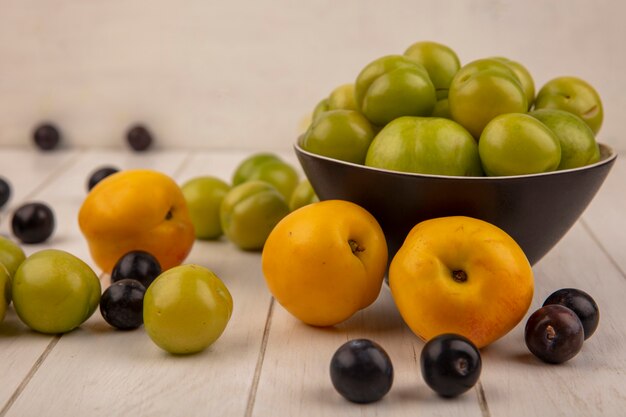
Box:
xmin=480 ymin=221 xmax=626 ymax=416
xmin=252 ymin=288 xmax=484 ymax=417
xmin=581 ymin=156 xmax=626 ymax=274
xmin=3 ymin=150 xmax=275 ymax=417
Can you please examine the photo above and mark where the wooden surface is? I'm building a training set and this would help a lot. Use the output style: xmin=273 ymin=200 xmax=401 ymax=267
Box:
xmin=0 ymin=147 xmax=624 ymax=417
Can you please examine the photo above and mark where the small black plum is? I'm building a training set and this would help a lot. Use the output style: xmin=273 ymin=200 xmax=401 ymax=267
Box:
xmin=420 ymin=333 xmax=482 ymax=397
xmin=111 ymin=250 xmax=162 ymax=288
xmin=0 ymin=177 xmax=11 ymax=208
xmin=330 ymin=338 xmax=394 ymax=403
xmin=100 ymin=279 xmax=146 ymax=330
xmin=126 ymin=125 xmax=153 ymax=151
xmin=33 ymin=123 xmax=61 ymax=151
xmin=87 ymin=166 xmax=119 ymax=191
xmin=525 ymin=304 xmax=584 ymax=364
xmin=11 ymin=202 xmax=55 ymax=244
xmin=543 ymin=288 xmax=599 ymax=340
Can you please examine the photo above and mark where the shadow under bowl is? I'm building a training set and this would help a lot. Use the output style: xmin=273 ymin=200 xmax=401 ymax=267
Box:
xmin=295 ymin=143 xmax=617 ymax=266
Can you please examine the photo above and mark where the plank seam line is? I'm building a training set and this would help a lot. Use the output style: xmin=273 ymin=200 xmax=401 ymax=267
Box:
xmin=476 ymin=381 xmax=491 ymax=417
xmin=0 ymin=335 xmax=62 ymax=417
xmin=18 ymin=150 xmax=84 ymax=202
xmin=170 ymin=151 xmax=196 ymax=179
xmin=244 ymin=296 xmax=275 ymax=417
xmin=580 ymin=218 xmax=626 ymax=280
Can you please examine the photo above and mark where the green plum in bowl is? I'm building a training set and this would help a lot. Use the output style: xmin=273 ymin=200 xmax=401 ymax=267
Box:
xmin=294 ymin=142 xmax=617 ymax=266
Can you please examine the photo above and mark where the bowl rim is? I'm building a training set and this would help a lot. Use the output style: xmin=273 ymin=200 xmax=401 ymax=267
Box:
xmin=294 ymin=142 xmax=617 ymax=181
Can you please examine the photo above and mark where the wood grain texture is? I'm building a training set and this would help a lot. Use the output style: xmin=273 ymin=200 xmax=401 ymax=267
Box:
xmin=0 ymin=150 xmax=624 ymax=417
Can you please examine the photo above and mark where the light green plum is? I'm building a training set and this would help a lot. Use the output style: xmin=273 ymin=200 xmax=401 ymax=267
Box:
xmin=365 ymin=116 xmax=483 ymax=176
xmin=12 ymin=249 xmax=101 ymax=334
xmin=232 ymin=153 xmax=282 ymax=186
xmin=182 ymin=176 xmax=231 ymax=240
xmin=449 ymin=58 xmax=527 ymax=139
xmin=327 ymin=83 xmax=358 ymax=111
xmin=288 ymin=179 xmax=319 ymax=212
xmin=491 ymin=57 xmax=535 ymax=109
xmin=245 ymin=160 xmax=299 ymax=202
xmin=143 ymin=264 xmax=233 ymax=355
xmin=404 ymin=41 xmax=461 ymax=100
xmin=300 ymin=109 xmax=375 ymax=164
xmin=0 ymin=264 xmax=10 ymax=322
xmin=534 ymin=76 xmax=604 ymax=134
xmin=479 ymin=113 xmax=561 ymax=176
xmin=355 ymin=55 xmax=436 ymax=126
xmin=0 ymin=235 xmax=26 ymax=278
xmin=220 ymin=181 xmax=290 ymax=251
xmin=530 ymin=109 xmax=600 ymax=170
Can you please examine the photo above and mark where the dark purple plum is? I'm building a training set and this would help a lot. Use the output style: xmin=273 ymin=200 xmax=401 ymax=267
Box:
xmin=111 ymin=250 xmax=161 ymax=288
xmin=33 ymin=123 xmax=61 ymax=151
xmin=11 ymin=202 xmax=55 ymax=244
xmin=87 ymin=166 xmax=119 ymax=191
xmin=543 ymin=288 xmax=599 ymax=340
xmin=525 ymin=304 xmax=584 ymax=364
xmin=0 ymin=177 xmax=11 ymax=209
xmin=100 ymin=279 xmax=146 ymax=330
xmin=126 ymin=125 xmax=153 ymax=151
xmin=420 ymin=333 xmax=482 ymax=397
xmin=330 ymin=339 xmax=393 ymax=403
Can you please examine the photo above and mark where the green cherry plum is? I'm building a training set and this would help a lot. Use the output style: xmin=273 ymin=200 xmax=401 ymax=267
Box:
xmin=530 ymin=109 xmax=600 ymax=170
xmin=479 ymin=113 xmax=561 ymax=176
xmin=143 ymin=264 xmax=233 ymax=355
xmin=365 ymin=116 xmax=483 ymax=176
xmin=534 ymin=76 xmax=603 ymax=134
xmin=327 ymin=83 xmax=358 ymax=111
xmin=355 ymin=55 xmax=436 ymax=126
xmin=300 ymin=109 xmax=375 ymax=164
xmin=404 ymin=41 xmax=461 ymax=100
xmin=289 ymin=179 xmax=319 ymax=212
xmin=182 ymin=176 xmax=231 ymax=240
xmin=491 ymin=57 xmax=535 ymax=109
xmin=12 ymin=249 xmax=101 ymax=334
xmin=449 ymin=58 xmax=527 ymax=139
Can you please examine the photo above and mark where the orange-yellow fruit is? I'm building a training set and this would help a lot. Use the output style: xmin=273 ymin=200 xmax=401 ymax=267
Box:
xmin=78 ymin=169 xmax=195 ymax=274
xmin=262 ymin=200 xmax=388 ymax=326
xmin=389 ymin=216 xmax=533 ymax=348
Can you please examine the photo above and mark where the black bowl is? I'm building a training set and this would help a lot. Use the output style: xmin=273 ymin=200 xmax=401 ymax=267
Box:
xmin=295 ymin=143 xmax=617 ymax=265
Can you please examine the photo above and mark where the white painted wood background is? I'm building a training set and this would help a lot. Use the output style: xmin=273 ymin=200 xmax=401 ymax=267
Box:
xmin=0 ymin=0 xmax=625 ymax=152
xmin=0 ymin=147 xmax=624 ymax=417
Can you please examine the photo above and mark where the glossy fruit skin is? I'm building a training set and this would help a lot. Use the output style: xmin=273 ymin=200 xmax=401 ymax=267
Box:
xmin=404 ymin=41 xmax=461 ymax=100
xmin=12 ymin=249 xmax=101 ymax=334
xmin=0 ymin=177 xmax=11 ymax=208
xmin=327 ymin=83 xmax=358 ymax=111
xmin=262 ymin=200 xmax=388 ymax=326
xmin=525 ymin=304 xmax=584 ymax=364
xmin=87 ymin=166 xmax=119 ymax=191
xmin=143 ymin=264 xmax=233 ymax=354
xmin=288 ymin=179 xmax=319 ymax=212
xmin=232 ymin=153 xmax=282 ymax=186
xmin=479 ymin=113 xmax=561 ymax=176
xmin=33 ymin=123 xmax=61 ymax=151
xmin=181 ymin=176 xmax=231 ymax=240
xmin=100 ymin=279 xmax=146 ymax=330
xmin=355 ymin=55 xmax=436 ymax=126
xmin=449 ymin=58 xmax=527 ymax=138
xmin=126 ymin=125 xmax=153 ymax=151
xmin=389 ymin=216 xmax=534 ymax=348
xmin=491 ymin=57 xmax=535 ymax=109
xmin=530 ymin=109 xmax=600 ymax=170
xmin=330 ymin=339 xmax=394 ymax=403
xmin=311 ymin=98 xmax=330 ymax=123
xmin=543 ymin=288 xmax=599 ymax=340
xmin=79 ymin=169 xmax=195 ymax=274
xmin=0 ymin=265 xmax=10 ymax=322
xmin=300 ymin=109 xmax=375 ymax=165
xmin=111 ymin=250 xmax=162 ymax=288
xmin=0 ymin=235 xmax=26 ymax=278
xmin=11 ymin=202 xmax=55 ymax=244
xmin=420 ymin=334 xmax=482 ymax=397
xmin=534 ymin=76 xmax=603 ymax=134
xmin=365 ymin=116 xmax=483 ymax=176
xmin=245 ymin=160 xmax=299 ymax=202
xmin=220 ymin=181 xmax=290 ymax=251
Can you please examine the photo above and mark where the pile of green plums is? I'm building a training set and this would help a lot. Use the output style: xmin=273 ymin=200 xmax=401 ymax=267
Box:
xmin=300 ymin=41 xmax=603 ymax=177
